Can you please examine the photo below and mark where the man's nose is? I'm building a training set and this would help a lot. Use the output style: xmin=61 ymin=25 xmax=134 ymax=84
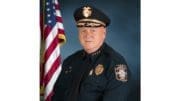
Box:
xmin=84 ymin=30 xmax=92 ymax=38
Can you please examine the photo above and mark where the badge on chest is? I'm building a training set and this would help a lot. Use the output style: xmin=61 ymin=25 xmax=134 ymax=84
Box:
xmin=88 ymin=64 xmax=104 ymax=76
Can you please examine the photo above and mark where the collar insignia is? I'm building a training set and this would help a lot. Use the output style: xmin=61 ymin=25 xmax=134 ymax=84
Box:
xmin=115 ymin=64 xmax=128 ymax=82
xmin=82 ymin=6 xmax=92 ymax=18
xmin=65 ymin=66 xmax=72 ymax=74
xmin=95 ymin=64 xmax=104 ymax=76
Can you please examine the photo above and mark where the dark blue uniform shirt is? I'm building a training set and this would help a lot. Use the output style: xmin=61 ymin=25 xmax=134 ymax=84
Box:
xmin=52 ymin=43 xmax=132 ymax=101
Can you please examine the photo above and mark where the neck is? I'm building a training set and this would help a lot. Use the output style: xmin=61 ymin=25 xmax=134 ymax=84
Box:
xmin=84 ymin=43 xmax=104 ymax=54
xmin=85 ymin=49 xmax=98 ymax=54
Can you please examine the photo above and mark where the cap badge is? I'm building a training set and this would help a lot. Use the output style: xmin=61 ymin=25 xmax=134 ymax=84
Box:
xmin=82 ymin=6 xmax=92 ymax=18
xmin=115 ymin=64 xmax=128 ymax=82
xmin=95 ymin=64 xmax=104 ymax=76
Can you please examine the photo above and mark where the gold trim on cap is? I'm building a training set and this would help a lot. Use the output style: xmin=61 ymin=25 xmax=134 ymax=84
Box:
xmin=77 ymin=19 xmax=106 ymax=26
xmin=77 ymin=22 xmax=102 ymax=27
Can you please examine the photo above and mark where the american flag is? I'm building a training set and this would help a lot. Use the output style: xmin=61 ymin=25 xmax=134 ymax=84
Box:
xmin=40 ymin=0 xmax=66 ymax=101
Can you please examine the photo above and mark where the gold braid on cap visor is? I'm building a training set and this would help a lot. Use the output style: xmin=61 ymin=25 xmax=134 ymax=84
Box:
xmin=77 ymin=19 xmax=106 ymax=26
xmin=77 ymin=22 xmax=103 ymax=27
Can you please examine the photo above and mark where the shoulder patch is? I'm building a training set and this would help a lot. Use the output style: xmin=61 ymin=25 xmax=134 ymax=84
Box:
xmin=115 ymin=64 xmax=128 ymax=82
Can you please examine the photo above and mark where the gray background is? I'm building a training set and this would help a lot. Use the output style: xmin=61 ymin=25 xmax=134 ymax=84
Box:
xmin=59 ymin=0 xmax=140 ymax=100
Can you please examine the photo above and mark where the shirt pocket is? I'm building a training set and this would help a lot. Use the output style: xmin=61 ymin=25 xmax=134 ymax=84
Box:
xmin=83 ymin=73 xmax=107 ymax=91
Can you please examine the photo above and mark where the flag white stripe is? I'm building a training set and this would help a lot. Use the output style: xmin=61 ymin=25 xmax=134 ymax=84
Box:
xmin=45 ymin=64 xmax=62 ymax=99
xmin=45 ymin=44 xmax=60 ymax=75
xmin=54 ymin=0 xmax=58 ymax=5
xmin=45 ymin=25 xmax=58 ymax=50
xmin=56 ymin=10 xmax=61 ymax=17
xmin=57 ymin=22 xmax=64 ymax=30
xmin=45 ymin=23 xmax=63 ymax=50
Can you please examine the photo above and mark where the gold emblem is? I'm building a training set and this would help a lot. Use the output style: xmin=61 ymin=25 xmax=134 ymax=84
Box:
xmin=82 ymin=6 xmax=92 ymax=18
xmin=95 ymin=64 xmax=104 ymax=76
xmin=115 ymin=64 xmax=128 ymax=82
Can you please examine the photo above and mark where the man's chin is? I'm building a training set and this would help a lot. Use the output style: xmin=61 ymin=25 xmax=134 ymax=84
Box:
xmin=83 ymin=47 xmax=95 ymax=52
xmin=84 ymin=47 xmax=93 ymax=50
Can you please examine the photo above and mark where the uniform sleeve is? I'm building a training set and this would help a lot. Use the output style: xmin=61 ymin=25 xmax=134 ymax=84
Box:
xmin=52 ymin=59 xmax=72 ymax=101
xmin=103 ymin=64 xmax=132 ymax=101
xmin=52 ymin=65 xmax=66 ymax=101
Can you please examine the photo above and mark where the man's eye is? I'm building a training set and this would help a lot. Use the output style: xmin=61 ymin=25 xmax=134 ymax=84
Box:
xmin=91 ymin=29 xmax=96 ymax=32
xmin=80 ymin=30 xmax=86 ymax=33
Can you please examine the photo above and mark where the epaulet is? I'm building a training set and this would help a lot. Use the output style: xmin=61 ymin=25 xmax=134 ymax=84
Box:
xmin=103 ymin=44 xmax=129 ymax=82
xmin=103 ymin=44 xmax=127 ymax=64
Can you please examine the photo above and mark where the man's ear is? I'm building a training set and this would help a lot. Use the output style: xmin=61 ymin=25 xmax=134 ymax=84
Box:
xmin=104 ymin=28 xmax=107 ymax=35
xmin=103 ymin=28 xmax=107 ymax=40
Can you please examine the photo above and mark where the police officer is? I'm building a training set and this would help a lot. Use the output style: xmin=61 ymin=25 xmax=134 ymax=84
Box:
xmin=52 ymin=5 xmax=131 ymax=101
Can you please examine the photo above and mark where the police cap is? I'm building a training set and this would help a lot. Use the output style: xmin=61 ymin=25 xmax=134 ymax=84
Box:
xmin=74 ymin=5 xmax=110 ymax=27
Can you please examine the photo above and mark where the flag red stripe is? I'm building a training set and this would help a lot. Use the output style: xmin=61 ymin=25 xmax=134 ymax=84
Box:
xmin=58 ymin=29 xmax=65 ymax=34
xmin=44 ymin=35 xmax=59 ymax=63
xmin=56 ymin=16 xmax=63 ymax=22
xmin=44 ymin=56 xmax=61 ymax=87
xmin=45 ymin=91 xmax=54 ymax=101
xmin=55 ymin=4 xmax=60 ymax=10
xmin=44 ymin=26 xmax=53 ymax=39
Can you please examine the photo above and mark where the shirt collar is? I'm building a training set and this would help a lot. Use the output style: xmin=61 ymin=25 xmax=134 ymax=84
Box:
xmin=81 ymin=43 xmax=105 ymax=63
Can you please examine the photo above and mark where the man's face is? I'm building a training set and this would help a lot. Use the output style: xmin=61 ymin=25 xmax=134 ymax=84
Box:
xmin=78 ymin=26 xmax=106 ymax=53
